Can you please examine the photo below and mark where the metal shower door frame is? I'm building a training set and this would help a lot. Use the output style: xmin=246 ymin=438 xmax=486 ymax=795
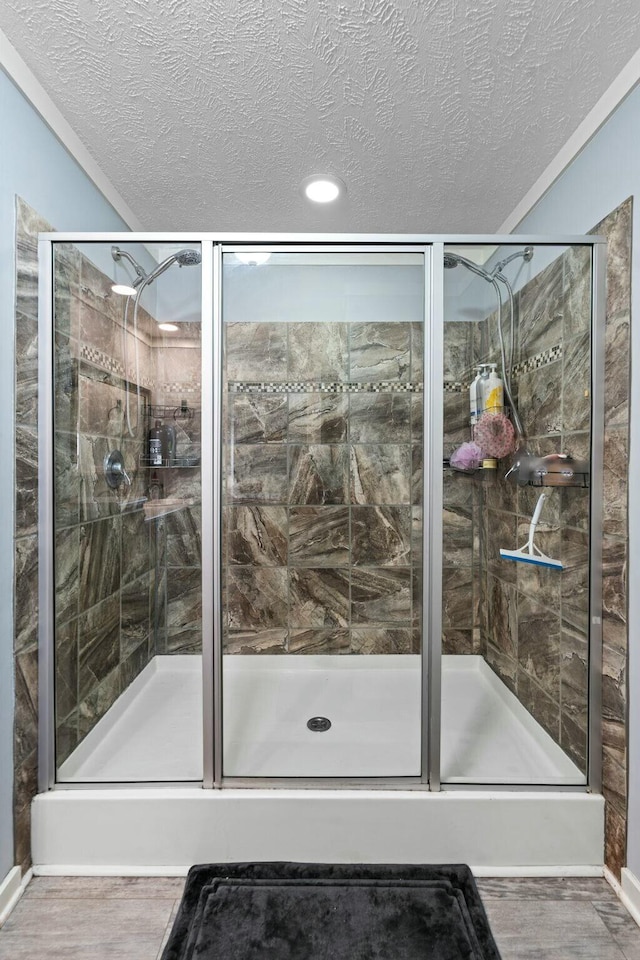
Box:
xmin=36 ymin=232 xmax=605 ymax=797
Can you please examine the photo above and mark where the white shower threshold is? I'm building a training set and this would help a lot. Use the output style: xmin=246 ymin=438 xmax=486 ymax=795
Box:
xmin=35 ymin=654 xmax=603 ymax=874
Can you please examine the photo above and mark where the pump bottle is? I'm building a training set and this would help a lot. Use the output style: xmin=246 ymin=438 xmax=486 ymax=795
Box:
xmin=482 ymin=363 xmax=504 ymax=414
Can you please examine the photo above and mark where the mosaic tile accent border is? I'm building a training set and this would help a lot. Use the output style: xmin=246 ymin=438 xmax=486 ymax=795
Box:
xmin=81 ymin=344 xmax=125 ymax=377
xmin=512 ymin=344 xmax=563 ymax=378
xmin=228 ymin=380 xmax=424 ymax=394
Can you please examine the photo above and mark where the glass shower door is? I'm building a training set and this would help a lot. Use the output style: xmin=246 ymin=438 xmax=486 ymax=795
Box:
xmin=220 ymin=250 xmax=426 ymax=777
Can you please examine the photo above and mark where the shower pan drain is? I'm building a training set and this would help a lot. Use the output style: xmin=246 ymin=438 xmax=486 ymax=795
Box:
xmin=307 ymin=717 xmax=332 ymax=732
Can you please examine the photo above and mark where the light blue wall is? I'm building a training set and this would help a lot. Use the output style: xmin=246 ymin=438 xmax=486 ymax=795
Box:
xmin=516 ymin=82 xmax=640 ymax=876
xmin=0 ymin=68 xmax=129 ymax=879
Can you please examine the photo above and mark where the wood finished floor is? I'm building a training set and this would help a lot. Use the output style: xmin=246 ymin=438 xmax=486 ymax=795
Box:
xmin=0 ymin=876 xmax=639 ymax=959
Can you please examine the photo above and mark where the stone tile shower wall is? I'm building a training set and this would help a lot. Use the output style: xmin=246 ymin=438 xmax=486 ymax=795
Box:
xmin=475 ymin=246 xmax=593 ymax=773
xmin=52 ymin=240 xmax=156 ymax=766
xmin=223 ymin=321 xmax=423 ymax=654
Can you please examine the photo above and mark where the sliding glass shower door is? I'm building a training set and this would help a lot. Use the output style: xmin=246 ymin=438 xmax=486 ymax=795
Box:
xmin=220 ymin=250 xmax=427 ymax=777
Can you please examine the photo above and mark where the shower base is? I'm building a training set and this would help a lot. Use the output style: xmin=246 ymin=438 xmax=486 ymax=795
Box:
xmin=34 ymin=654 xmax=603 ymax=873
xmin=57 ymin=654 xmax=581 ymax=784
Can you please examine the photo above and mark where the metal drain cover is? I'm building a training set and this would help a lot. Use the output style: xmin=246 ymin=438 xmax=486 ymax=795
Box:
xmin=307 ymin=716 xmax=331 ymax=732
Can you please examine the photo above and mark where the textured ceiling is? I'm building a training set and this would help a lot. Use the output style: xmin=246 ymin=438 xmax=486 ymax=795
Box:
xmin=3 ymin=0 xmax=640 ymax=232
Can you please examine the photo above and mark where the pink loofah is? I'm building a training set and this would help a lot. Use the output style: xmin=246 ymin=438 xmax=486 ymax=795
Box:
xmin=473 ymin=412 xmax=516 ymax=459
xmin=449 ymin=441 xmax=483 ymax=471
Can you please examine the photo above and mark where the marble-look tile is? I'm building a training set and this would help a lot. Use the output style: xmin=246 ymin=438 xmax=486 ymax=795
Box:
xmin=561 ymin=526 xmax=590 ymax=632
xmin=121 ymin=575 xmax=151 ymax=658
xmin=349 ymin=394 xmax=410 ymax=443
xmin=517 ymin=594 xmax=560 ymax=700
xmin=441 ymin=566 xmax=474 ymax=630
xmin=562 ymin=333 xmax=591 ymax=432
xmin=14 ymin=535 xmax=39 ymax=655
xmin=443 ymin=320 xmax=472 ymax=381
xmin=593 ymin=196 xmax=632 ymax=319
xmin=412 ymin=568 xmax=422 ymax=627
xmin=411 ymin=322 xmax=424 ymax=381
xmin=288 ymin=322 xmax=348 ymax=381
xmin=55 ymin=620 xmax=78 ymax=723
xmin=350 ymin=627 xmax=417 ymax=654
xmin=411 ymin=392 xmax=423 ymax=440
xmin=602 ymin=537 xmax=627 ymax=626
xmin=288 ymin=567 xmax=350 ymax=629
xmin=516 ymin=361 xmax=562 ymax=437
xmin=227 ymin=505 xmax=288 ymax=565
xmin=560 ymin=433 xmax=591 ymax=532
xmin=229 ymin=394 xmax=287 ymax=444
xmin=603 ymin=716 xmax=626 ymax=768
xmin=560 ymin=620 xmax=588 ymax=729
xmin=120 ymin=638 xmax=150 ymax=691
xmin=15 ymin=424 xmax=38 ymax=537
xmin=485 ymin=644 xmax=517 ymax=694
xmin=77 ymin=663 xmax=122 ymax=742
xmin=55 ymin=431 xmax=80 ymax=528
xmin=224 ymin=629 xmax=287 ymax=654
xmin=442 ymin=630 xmax=475 ymax=656
xmin=484 ymin=464 xmax=518 ymax=514
xmin=289 ymin=629 xmax=350 ymax=654
xmin=563 ymin=244 xmax=593 ymax=340
xmin=14 ymin=650 xmax=38 ymax=769
xmin=227 ymin=444 xmax=288 ymax=504
xmin=487 ymin=575 xmax=517 ymax=658
xmin=166 ymin=504 xmax=202 ymax=567
xmin=517 ymin=667 xmax=560 ymax=744
xmin=412 ymin=443 xmax=423 ymax=506
xmin=603 ymin=427 xmax=629 ymax=539
xmin=227 ymin=567 xmax=288 ymax=630
xmin=53 ymin=243 xmax=81 ymax=339
xmin=350 ymin=444 xmax=411 ymax=504
xmin=122 ymin=508 xmax=152 ymax=584
xmin=604 ymin=311 xmax=631 ymax=427
xmin=349 ymin=322 xmax=410 ymax=382
xmin=351 ymin=567 xmax=411 ymax=624
xmin=443 ymin=392 xmax=469 ymax=451
xmin=166 ymin=568 xmax=202 ymax=638
xmin=560 ymin=712 xmax=588 ymax=774
xmin=351 ymin=505 xmax=411 ymax=566
xmin=55 ymin=711 xmax=79 ymax=767
xmin=606 ymin=803 xmax=627 ymax=879
xmin=486 ymin=509 xmax=518 ymax=583
xmin=225 ymin=322 xmax=287 ymax=381
xmin=288 ymin=394 xmax=347 ymax=443
xmin=55 ymin=526 xmax=79 ymax=625
xmin=78 ymin=373 xmax=127 ymax=439
xmin=289 ymin=445 xmax=349 ymax=504
xmin=603 ymin=750 xmax=627 ymax=819
xmin=517 ymin=254 xmax=564 ymax=359
xmin=77 ymin=595 xmax=120 ymax=701
xmin=78 ymin=517 xmax=122 ymax=613
xmin=15 ymin=311 xmax=38 ymax=426
xmin=602 ymin=641 xmax=627 ymax=727
xmin=289 ymin=506 xmax=349 ymax=567
xmin=412 ymin=507 xmax=423 ymax=564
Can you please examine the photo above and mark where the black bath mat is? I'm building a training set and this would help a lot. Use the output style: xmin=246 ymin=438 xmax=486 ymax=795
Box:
xmin=162 ymin=862 xmax=501 ymax=960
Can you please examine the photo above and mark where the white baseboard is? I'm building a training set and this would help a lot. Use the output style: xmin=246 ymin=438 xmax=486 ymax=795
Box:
xmin=620 ymin=868 xmax=640 ymax=928
xmin=0 ymin=866 xmax=31 ymax=927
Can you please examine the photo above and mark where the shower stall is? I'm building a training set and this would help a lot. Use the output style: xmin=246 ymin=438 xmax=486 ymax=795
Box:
xmin=33 ymin=234 xmax=606 ymax=870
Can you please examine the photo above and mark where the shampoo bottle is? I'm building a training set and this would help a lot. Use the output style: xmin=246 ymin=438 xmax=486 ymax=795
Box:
xmin=148 ymin=420 xmax=163 ymax=466
xmin=482 ymin=363 xmax=504 ymax=414
xmin=469 ymin=366 xmax=483 ymax=426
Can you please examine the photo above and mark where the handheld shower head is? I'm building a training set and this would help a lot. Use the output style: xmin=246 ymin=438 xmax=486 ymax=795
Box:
xmin=143 ymin=248 xmax=202 ymax=286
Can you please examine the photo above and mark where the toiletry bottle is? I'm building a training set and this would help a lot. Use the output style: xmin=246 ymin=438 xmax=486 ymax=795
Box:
xmin=482 ymin=363 xmax=504 ymax=414
xmin=161 ymin=422 xmax=176 ymax=466
xmin=149 ymin=420 xmax=163 ymax=466
xmin=469 ymin=366 xmax=483 ymax=426
xmin=477 ymin=364 xmax=490 ymax=414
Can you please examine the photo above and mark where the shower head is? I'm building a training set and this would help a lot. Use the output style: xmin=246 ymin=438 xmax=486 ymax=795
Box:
xmin=443 ymin=253 xmax=459 ymax=269
xmin=143 ymin=248 xmax=202 ymax=287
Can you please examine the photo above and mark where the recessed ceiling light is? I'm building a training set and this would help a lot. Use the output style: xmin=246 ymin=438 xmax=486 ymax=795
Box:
xmin=235 ymin=251 xmax=271 ymax=265
xmin=158 ymin=322 xmax=179 ymax=332
xmin=111 ymin=283 xmax=138 ymax=297
xmin=301 ymin=174 xmax=346 ymax=203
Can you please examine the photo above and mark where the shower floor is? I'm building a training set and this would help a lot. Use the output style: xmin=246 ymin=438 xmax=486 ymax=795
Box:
xmin=58 ymin=654 xmax=582 ymax=784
